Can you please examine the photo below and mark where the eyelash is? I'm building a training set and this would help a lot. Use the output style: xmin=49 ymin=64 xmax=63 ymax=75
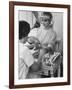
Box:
xmin=40 ymin=19 xmax=50 ymax=22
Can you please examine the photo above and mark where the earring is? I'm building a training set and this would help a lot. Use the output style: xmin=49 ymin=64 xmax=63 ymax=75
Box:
xmin=50 ymin=20 xmax=54 ymax=26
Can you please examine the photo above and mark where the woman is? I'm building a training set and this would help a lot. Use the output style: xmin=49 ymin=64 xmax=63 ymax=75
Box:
xmin=28 ymin=12 xmax=57 ymax=62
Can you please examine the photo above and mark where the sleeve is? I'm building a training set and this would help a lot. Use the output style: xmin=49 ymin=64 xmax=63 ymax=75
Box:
xmin=22 ymin=47 xmax=35 ymax=67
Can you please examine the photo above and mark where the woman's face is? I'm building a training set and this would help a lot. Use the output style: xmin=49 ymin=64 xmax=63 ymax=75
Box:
xmin=27 ymin=36 xmax=41 ymax=50
xmin=39 ymin=15 xmax=51 ymax=28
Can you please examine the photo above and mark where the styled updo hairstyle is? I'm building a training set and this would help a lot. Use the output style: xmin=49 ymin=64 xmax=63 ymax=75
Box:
xmin=19 ymin=21 xmax=30 ymax=40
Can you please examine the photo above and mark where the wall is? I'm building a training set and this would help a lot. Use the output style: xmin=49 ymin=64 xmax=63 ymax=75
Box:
xmin=0 ymin=0 xmax=72 ymax=90
xmin=53 ymin=12 xmax=63 ymax=38
xmin=19 ymin=11 xmax=35 ymax=28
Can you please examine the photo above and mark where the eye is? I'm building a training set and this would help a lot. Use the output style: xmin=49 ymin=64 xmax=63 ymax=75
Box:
xmin=28 ymin=42 xmax=33 ymax=44
xmin=44 ymin=19 xmax=50 ymax=22
xmin=40 ymin=17 xmax=50 ymax=22
xmin=27 ymin=39 xmax=32 ymax=44
xmin=27 ymin=38 xmax=34 ymax=44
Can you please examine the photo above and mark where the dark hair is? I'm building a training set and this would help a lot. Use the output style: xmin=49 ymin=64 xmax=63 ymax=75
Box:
xmin=32 ymin=21 xmax=40 ymax=29
xmin=42 ymin=12 xmax=53 ymax=20
xmin=19 ymin=21 xmax=30 ymax=39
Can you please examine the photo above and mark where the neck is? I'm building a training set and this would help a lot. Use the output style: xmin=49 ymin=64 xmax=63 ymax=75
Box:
xmin=41 ymin=25 xmax=51 ymax=30
xmin=45 ymin=26 xmax=51 ymax=30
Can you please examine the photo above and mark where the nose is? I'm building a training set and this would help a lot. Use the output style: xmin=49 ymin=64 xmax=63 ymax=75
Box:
xmin=41 ymin=21 xmax=45 ymax=25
